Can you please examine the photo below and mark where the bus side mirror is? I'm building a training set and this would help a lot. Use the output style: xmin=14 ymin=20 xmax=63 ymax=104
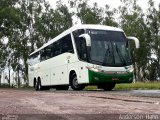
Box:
xmin=79 ymin=34 xmax=91 ymax=47
xmin=127 ymin=37 xmax=140 ymax=49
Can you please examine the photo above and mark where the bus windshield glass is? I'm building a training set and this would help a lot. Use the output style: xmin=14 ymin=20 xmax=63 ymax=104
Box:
xmin=87 ymin=29 xmax=132 ymax=67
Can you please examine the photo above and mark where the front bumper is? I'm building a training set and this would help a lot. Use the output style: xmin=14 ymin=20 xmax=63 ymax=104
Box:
xmin=88 ymin=69 xmax=134 ymax=85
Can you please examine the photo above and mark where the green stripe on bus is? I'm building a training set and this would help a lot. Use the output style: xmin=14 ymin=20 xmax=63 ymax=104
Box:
xmin=88 ymin=70 xmax=133 ymax=85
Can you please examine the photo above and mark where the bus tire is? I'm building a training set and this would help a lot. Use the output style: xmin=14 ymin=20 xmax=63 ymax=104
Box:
xmin=98 ymin=83 xmax=116 ymax=91
xmin=33 ymin=78 xmax=36 ymax=88
xmin=41 ymin=86 xmax=50 ymax=90
xmin=36 ymin=80 xmax=50 ymax=90
xmin=70 ymin=73 xmax=85 ymax=91
xmin=36 ymin=79 xmax=42 ymax=91
xmin=35 ymin=80 xmax=38 ymax=91
xmin=55 ymin=85 xmax=69 ymax=90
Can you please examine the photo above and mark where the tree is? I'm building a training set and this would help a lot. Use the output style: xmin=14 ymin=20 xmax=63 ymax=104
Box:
xmin=70 ymin=0 xmax=103 ymax=24
xmin=0 ymin=0 xmax=22 ymax=87
xmin=35 ymin=0 xmax=73 ymax=47
xmin=146 ymin=0 xmax=160 ymax=80
xmin=103 ymin=5 xmax=118 ymax=27
xmin=119 ymin=0 xmax=150 ymax=81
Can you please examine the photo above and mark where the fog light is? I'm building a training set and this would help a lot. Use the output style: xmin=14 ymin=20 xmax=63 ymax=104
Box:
xmin=94 ymin=77 xmax=99 ymax=80
xmin=128 ymin=68 xmax=134 ymax=73
xmin=129 ymin=77 xmax=132 ymax=81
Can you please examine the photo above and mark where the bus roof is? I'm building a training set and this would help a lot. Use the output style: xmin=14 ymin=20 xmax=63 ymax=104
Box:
xmin=29 ymin=24 xmax=123 ymax=56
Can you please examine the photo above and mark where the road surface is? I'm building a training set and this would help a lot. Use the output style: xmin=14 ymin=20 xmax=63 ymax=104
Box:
xmin=0 ymin=88 xmax=160 ymax=120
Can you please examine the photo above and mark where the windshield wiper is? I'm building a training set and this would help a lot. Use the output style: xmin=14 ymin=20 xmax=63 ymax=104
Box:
xmin=102 ymin=44 xmax=114 ymax=66
xmin=115 ymin=44 xmax=126 ymax=66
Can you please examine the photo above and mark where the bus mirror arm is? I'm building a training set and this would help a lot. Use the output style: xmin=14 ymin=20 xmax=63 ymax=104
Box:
xmin=79 ymin=34 xmax=91 ymax=62
xmin=127 ymin=37 xmax=140 ymax=49
xmin=79 ymin=34 xmax=91 ymax=47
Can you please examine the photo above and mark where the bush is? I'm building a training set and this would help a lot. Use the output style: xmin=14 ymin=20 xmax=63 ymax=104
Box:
xmin=0 ymin=83 xmax=11 ymax=88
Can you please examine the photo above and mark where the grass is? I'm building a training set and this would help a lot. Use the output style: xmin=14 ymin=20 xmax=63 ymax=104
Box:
xmin=0 ymin=83 xmax=11 ymax=88
xmin=0 ymin=83 xmax=32 ymax=89
xmin=1 ymin=82 xmax=160 ymax=90
xmin=115 ymin=82 xmax=160 ymax=90
xmin=85 ymin=82 xmax=160 ymax=90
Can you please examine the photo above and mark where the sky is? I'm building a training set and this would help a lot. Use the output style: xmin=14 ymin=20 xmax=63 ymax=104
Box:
xmin=47 ymin=0 xmax=160 ymax=11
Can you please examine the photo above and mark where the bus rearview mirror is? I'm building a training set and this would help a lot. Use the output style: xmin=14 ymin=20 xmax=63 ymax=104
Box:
xmin=79 ymin=34 xmax=91 ymax=47
xmin=127 ymin=37 xmax=140 ymax=49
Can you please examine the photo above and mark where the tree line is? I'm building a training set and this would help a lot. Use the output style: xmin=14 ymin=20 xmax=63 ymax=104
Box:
xmin=0 ymin=0 xmax=160 ymax=87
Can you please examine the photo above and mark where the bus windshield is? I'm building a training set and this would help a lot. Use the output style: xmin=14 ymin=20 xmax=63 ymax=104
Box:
xmin=87 ymin=29 xmax=132 ymax=67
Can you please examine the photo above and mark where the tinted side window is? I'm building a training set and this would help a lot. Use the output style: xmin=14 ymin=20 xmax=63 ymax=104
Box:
xmin=50 ymin=43 xmax=56 ymax=57
xmin=54 ymin=41 xmax=62 ymax=56
xmin=73 ymin=29 xmax=85 ymax=38
xmin=61 ymin=34 xmax=74 ymax=54
xmin=39 ymin=34 xmax=74 ymax=62
xmin=40 ymin=45 xmax=52 ymax=61
xmin=40 ymin=49 xmax=46 ymax=61
xmin=73 ymin=29 xmax=87 ymax=61
xmin=29 ymin=52 xmax=40 ymax=65
xmin=45 ymin=45 xmax=52 ymax=59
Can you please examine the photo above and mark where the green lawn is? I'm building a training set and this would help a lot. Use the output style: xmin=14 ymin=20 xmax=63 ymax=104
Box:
xmin=115 ymin=82 xmax=160 ymax=90
xmin=85 ymin=82 xmax=160 ymax=90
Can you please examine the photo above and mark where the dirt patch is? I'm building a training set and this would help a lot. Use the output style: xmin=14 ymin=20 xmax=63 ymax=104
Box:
xmin=0 ymin=89 xmax=159 ymax=119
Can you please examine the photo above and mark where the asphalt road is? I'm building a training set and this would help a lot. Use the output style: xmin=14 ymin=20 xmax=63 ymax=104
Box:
xmin=0 ymin=88 xmax=160 ymax=120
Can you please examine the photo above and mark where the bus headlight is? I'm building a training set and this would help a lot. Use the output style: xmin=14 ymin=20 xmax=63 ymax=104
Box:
xmin=88 ymin=67 xmax=100 ymax=72
xmin=127 ymin=68 xmax=134 ymax=73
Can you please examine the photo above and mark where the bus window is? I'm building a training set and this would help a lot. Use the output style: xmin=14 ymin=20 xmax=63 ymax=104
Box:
xmin=28 ymin=52 xmax=40 ymax=65
xmin=73 ymin=29 xmax=86 ymax=61
xmin=50 ymin=44 xmax=56 ymax=57
xmin=45 ymin=46 xmax=52 ymax=59
xmin=61 ymin=34 xmax=74 ymax=54
xmin=40 ymin=50 xmax=46 ymax=61
xmin=54 ymin=41 xmax=62 ymax=56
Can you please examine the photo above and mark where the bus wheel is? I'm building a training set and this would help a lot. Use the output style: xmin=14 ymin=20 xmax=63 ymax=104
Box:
xmin=35 ymin=80 xmax=38 ymax=91
xmin=55 ymin=85 xmax=69 ymax=90
xmin=98 ymin=83 xmax=116 ymax=91
xmin=33 ymin=78 xmax=36 ymax=88
xmin=36 ymin=79 xmax=42 ymax=91
xmin=70 ymin=74 xmax=85 ymax=91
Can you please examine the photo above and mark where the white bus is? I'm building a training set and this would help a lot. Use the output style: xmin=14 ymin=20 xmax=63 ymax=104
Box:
xmin=28 ymin=24 xmax=139 ymax=91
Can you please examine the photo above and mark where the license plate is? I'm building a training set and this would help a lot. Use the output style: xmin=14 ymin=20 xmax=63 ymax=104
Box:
xmin=112 ymin=78 xmax=119 ymax=81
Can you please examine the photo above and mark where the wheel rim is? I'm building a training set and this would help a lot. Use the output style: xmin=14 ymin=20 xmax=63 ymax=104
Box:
xmin=38 ymin=82 xmax=41 ymax=90
xmin=73 ymin=77 xmax=79 ymax=89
